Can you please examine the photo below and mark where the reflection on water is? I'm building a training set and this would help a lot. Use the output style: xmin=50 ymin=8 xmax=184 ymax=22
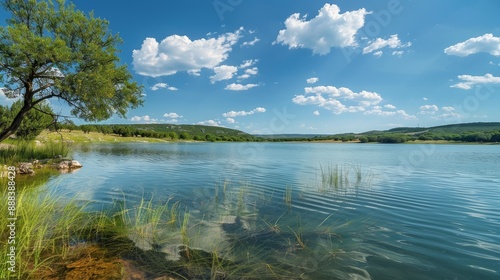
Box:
xmin=45 ymin=143 xmax=500 ymax=279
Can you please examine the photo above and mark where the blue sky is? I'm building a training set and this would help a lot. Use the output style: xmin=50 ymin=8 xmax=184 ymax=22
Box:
xmin=2 ymin=0 xmax=500 ymax=134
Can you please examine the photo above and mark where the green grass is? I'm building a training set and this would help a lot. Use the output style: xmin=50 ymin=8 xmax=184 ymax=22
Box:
xmin=37 ymin=129 xmax=169 ymax=143
xmin=0 ymin=140 xmax=70 ymax=165
xmin=0 ymin=178 xmax=185 ymax=279
xmin=0 ymin=184 xmax=90 ymax=279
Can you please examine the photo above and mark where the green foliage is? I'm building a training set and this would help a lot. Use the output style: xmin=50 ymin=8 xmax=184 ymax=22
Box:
xmin=376 ymin=133 xmax=409 ymax=143
xmin=358 ymin=136 xmax=368 ymax=143
xmin=352 ymin=123 xmax=500 ymax=144
xmin=0 ymin=0 xmax=143 ymax=141
xmin=68 ymin=124 xmax=259 ymax=142
xmin=54 ymin=119 xmax=77 ymax=132
xmin=179 ymin=131 xmax=191 ymax=140
xmin=0 ymin=100 xmax=54 ymax=140
xmin=168 ymin=131 xmax=178 ymax=140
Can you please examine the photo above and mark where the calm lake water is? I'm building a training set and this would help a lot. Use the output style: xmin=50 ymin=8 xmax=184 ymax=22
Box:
xmin=44 ymin=142 xmax=500 ymax=279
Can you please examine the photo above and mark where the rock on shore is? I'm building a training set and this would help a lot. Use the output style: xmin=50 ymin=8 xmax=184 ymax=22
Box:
xmin=15 ymin=157 xmax=83 ymax=175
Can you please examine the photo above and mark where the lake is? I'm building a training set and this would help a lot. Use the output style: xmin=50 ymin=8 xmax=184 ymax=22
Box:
xmin=44 ymin=142 xmax=500 ymax=279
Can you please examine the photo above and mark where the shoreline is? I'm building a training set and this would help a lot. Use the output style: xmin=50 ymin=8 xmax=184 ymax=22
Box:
xmin=34 ymin=130 xmax=500 ymax=146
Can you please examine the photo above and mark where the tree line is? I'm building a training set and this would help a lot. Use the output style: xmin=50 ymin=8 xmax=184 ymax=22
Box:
xmin=55 ymin=123 xmax=259 ymax=142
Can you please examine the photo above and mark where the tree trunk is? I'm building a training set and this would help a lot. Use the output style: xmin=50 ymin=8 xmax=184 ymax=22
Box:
xmin=0 ymin=103 xmax=32 ymax=142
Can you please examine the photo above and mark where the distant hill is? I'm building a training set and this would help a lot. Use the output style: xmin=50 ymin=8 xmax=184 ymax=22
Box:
xmin=251 ymin=122 xmax=500 ymax=143
xmin=369 ymin=122 xmax=500 ymax=135
xmin=73 ymin=123 xmax=258 ymax=141
xmin=68 ymin=122 xmax=500 ymax=143
xmin=355 ymin=122 xmax=500 ymax=143
xmin=126 ymin=124 xmax=251 ymax=137
xmin=254 ymin=134 xmax=328 ymax=139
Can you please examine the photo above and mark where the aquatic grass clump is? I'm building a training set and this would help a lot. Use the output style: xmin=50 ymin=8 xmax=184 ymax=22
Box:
xmin=104 ymin=195 xmax=182 ymax=252
xmin=0 ymin=163 xmax=374 ymax=279
xmin=318 ymin=163 xmax=373 ymax=193
xmin=0 ymin=140 xmax=71 ymax=164
xmin=0 ymin=184 xmax=91 ymax=279
xmin=284 ymin=185 xmax=293 ymax=209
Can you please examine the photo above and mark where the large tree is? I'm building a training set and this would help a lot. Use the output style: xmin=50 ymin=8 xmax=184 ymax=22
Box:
xmin=0 ymin=100 xmax=54 ymax=139
xmin=0 ymin=0 xmax=143 ymax=142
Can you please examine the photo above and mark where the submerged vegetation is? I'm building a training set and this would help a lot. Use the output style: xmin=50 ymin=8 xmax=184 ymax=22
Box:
xmin=318 ymin=163 xmax=373 ymax=193
xmin=1 ymin=163 xmax=374 ymax=279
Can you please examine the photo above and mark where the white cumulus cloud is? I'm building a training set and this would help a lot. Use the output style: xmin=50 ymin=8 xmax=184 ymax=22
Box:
xmin=151 ymin=83 xmax=178 ymax=91
xmin=240 ymin=59 xmax=258 ymax=68
xmin=151 ymin=83 xmax=168 ymax=91
xmin=392 ymin=50 xmax=405 ymax=56
xmin=292 ymin=85 xmax=383 ymax=114
xmin=363 ymin=34 xmax=411 ymax=56
xmin=364 ymin=108 xmax=417 ymax=120
xmin=130 ymin=115 xmax=158 ymax=123
xmin=307 ymin=77 xmax=319 ymax=84
xmin=432 ymin=106 xmax=463 ymax=120
xmin=275 ymin=3 xmax=370 ymax=55
xmin=210 ymin=65 xmax=238 ymax=83
xmin=444 ymin=33 xmax=500 ymax=57
xmin=132 ymin=28 xmax=243 ymax=77
xmin=419 ymin=104 xmax=439 ymax=114
xmin=242 ymin=37 xmax=260 ymax=47
xmin=222 ymin=107 xmax=266 ymax=118
xmin=225 ymin=83 xmax=258 ymax=91
xmin=197 ymin=120 xmax=221 ymax=126
xmin=238 ymin=67 xmax=259 ymax=80
xmin=313 ymin=110 xmax=320 ymax=116
xmin=163 ymin=112 xmax=182 ymax=118
xmin=450 ymin=73 xmax=500 ymax=90
xmin=244 ymin=67 xmax=258 ymax=76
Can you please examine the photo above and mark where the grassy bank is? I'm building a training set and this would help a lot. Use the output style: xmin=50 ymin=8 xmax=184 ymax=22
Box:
xmin=0 ymin=141 xmax=71 ymax=165
xmin=37 ymin=130 xmax=171 ymax=144
xmin=0 ymin=179 xmax=184 ymax=279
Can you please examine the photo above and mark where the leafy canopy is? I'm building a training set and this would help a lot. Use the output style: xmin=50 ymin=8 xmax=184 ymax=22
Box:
xmin=0 ymin=0 xmax=143 ymax=141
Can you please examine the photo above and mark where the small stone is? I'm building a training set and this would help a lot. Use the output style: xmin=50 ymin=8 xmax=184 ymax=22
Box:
xmin=17 ymin=162 xmax=35 ymax=174
xmin=57 ymin=161 xmax=70 ymax=170
xmin=70 ymin=160 xmax=83 ymax=168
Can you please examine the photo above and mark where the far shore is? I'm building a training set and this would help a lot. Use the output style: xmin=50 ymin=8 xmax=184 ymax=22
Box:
xmin=29 ymin=130 xmax=499 ymax=146
xmin=309 ymin=139 xmax=499 ymax=145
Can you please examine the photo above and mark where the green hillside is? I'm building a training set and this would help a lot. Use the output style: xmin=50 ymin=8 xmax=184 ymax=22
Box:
xmin=66 ymin=123 xmax=259 ymax=142
xmin=358 ymin=122 xmax=500 ymax=143
xmin=57 ymin=122 xmax=500 ymax=143
xmin=384 ymin=122 xmax=500 ymax=134
xmin=258 ymin=122 xmax=500 ymax=143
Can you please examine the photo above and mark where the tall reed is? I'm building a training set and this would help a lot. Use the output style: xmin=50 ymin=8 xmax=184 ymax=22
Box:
xmin=318 ymin=163 xmax=372 ymax=193
xmin=0 ymin=140 xmax=70 ymax=164
xmin=0 ymin=185 xmax=88 ymax=279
